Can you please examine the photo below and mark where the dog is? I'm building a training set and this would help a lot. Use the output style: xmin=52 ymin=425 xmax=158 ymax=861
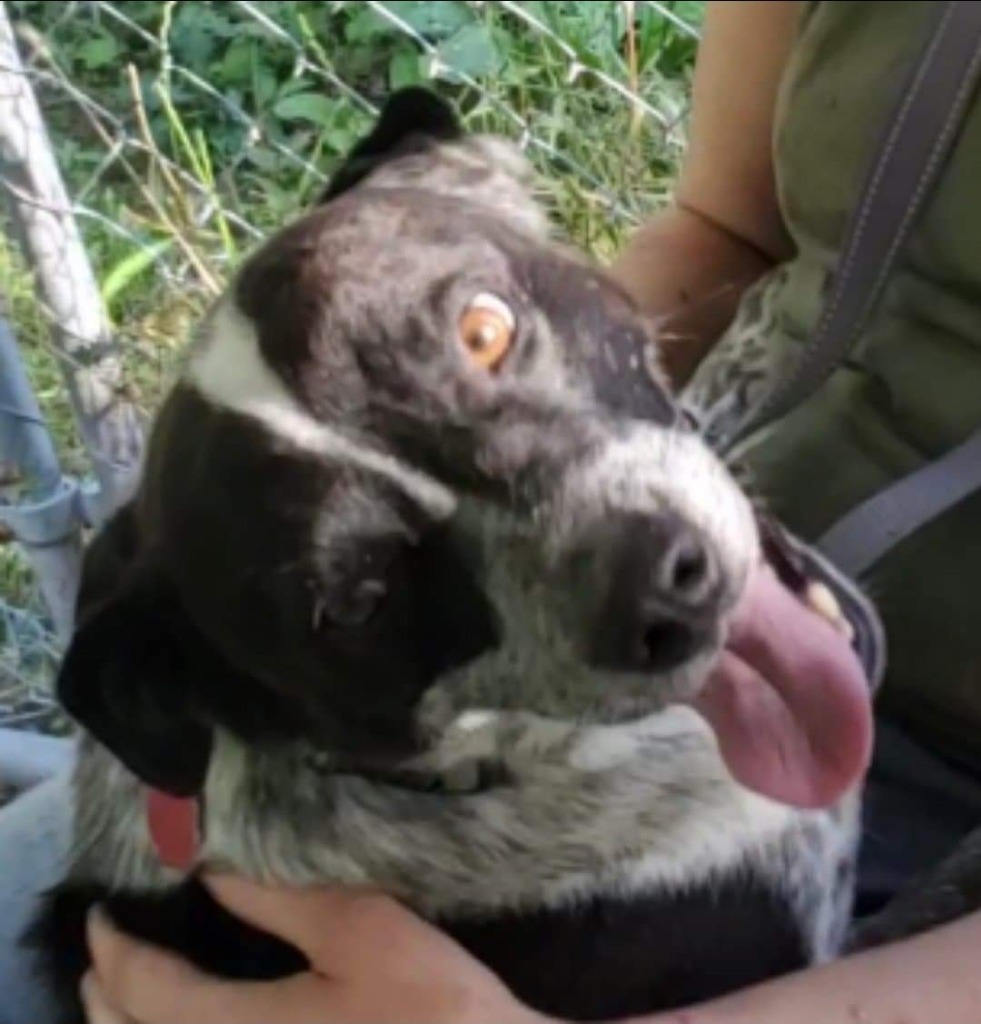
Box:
xmin=26 ymin=88 xmax=886 ymax=1023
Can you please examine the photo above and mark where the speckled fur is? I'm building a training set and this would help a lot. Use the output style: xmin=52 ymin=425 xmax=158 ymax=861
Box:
xmin=69 ymin=717 xmax=858 ymax=962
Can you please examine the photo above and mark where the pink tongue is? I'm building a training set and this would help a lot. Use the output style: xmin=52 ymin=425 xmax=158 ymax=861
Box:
xmin=693 ymin=566 xmax=873 ymax=809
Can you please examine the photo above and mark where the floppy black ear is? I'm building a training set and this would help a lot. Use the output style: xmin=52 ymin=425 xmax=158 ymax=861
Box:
xmin=58 ymin=511 xmax=213 ymax=796
xmin=320 ymin=86 xmax=462 ymax=202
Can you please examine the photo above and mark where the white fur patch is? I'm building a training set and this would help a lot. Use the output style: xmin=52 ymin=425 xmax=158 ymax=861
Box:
xmin=185 ymin=302 xmax=457 ymax=520
xmin=554 ymin=424 xmax=759 ymax=599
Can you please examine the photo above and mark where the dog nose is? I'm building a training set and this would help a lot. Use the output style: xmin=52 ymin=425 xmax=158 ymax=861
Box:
xmin=589 ymin=512 xmax=723 ymax=674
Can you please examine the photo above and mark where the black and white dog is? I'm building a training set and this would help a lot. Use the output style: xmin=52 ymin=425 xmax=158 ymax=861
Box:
xmin=27 ymin=89 xmax=885 ymax=1023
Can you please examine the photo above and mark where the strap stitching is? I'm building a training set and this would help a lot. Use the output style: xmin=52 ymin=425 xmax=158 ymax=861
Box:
xmin=815 ymin=2 xmax=956 ymax=341
xmin=724 ymin=0 xmax=977 ymax=451
xmin=863 ymin=26 xmax=981 ymax=321
xmin=765 ymin=0 xmax=956 ymax=411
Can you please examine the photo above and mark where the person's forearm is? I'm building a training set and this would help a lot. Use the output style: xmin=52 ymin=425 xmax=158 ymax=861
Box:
xmin=611 ymin=205 xmax=774 ymax=388
xmin=612 ymin=1 xmax=802 ymax=389
xmin=636 ymin=909 xmax=981 ymax=1024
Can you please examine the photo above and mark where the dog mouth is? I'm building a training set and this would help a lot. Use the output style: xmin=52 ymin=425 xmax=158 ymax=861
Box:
xmin=374 ymin=507 xmax=880 ymax=812
xmin=689 ymin=518 xmax=881 ymax=810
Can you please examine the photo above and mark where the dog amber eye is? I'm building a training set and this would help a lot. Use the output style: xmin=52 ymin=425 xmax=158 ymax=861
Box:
xmin=458 ymin=293 xmax=515 ymax=371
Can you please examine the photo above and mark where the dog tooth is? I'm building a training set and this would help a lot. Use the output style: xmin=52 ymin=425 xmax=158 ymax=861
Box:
xmin=805 ymin=581 xmax=854 ymax=641
xmin=805 ymin=581 xmax=840 ymax=620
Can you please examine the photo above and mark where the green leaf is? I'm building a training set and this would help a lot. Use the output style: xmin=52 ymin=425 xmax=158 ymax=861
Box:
xmin=387 ymin=1 xmax=471 ymax=40
xmin=253 ymin=65 xmax=279 ymax=107
xmin=100 ymin=239 xmax=174 ymax=310
xmin=344 ymin=7 xmax=393 ymax=43
xmin=323 ymin=123 xmax=362 ymax=155
xmin=435 ymin=24 xmax=501 ymax=80
xmin=214 ymin=40 xmax=254 ymax=87
xmin=674 ymin=1 xmax=706 ymax=28
xmin=273 ymin=92 xmax=336 ymax=127
xmin=77 ymin=35 xmax=120 ymax=70
xmin=169 ymin=6 xmax=226 ymax=66
xmin=244 ymin=147 xmax=280 ymax=173
xmin=389 ymin=49 xmax=424 ymax=89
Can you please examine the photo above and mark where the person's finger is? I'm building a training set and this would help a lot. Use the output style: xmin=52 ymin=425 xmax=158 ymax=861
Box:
xmin=80 ymin=970 xmax=130 ymax=1024
xmin=87 ymin=907 xmax=334 ymax=1024
xmin=204 ymin=874 xmax=455 ymax=975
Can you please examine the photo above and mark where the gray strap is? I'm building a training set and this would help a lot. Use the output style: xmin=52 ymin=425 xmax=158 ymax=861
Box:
xmin=726 ymin=0 xmax=981 ymax=452
xmin=819 ymin=427 xmax=981 ymax=577
xmin=723 ymin=1 xmax=981 ymax=576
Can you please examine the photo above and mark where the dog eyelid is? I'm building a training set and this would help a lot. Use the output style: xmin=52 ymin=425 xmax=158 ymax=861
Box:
xmin=458 ymin=292 xmax=516 ymax=372
xmin=468 ymin=292 xmax=515 ymax=328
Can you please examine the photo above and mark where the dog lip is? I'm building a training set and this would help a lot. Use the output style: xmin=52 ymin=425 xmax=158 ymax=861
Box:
xmin=755 ymin=513 xmax=885 ymax=689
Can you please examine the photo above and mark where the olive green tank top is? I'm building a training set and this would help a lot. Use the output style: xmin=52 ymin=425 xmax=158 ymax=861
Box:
xmin=691 ymin=2 xmax=981 ymax=770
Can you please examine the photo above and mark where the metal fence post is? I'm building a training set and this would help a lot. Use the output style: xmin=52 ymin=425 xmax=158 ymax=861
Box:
xmin=0 ymin=304 xmax=83 ymax=642
xmin=0 ymin=0 xmax=144 ymax=527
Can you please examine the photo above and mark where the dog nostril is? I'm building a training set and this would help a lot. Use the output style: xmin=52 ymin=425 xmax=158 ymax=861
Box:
xmin=660 ymin=530 xmax=716 ymax=606
xmin=642 ymin=617 xmax=700 ymax=673
xmin=585 ymin=513 xmax=724 ymax=676
xmin=669 ymin=542 xmax=709 ymax=594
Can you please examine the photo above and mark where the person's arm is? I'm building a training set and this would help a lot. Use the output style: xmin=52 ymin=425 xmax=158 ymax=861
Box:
xmin=612 ymin=0 xmax=802 ymax=387
xmin=83 ymin=877 xmax=981 ymax=1024
xmin=642 ymin=907 xmax=981 ymax=1024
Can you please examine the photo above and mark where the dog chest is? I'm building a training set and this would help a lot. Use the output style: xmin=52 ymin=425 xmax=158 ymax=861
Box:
xmin=440 ymin=880 xmax=809 ymax=1020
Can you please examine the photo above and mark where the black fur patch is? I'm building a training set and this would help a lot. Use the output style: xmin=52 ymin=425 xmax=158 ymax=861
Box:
xmin=56 ymin=387 xmax=500 ymax=795
xmin=320 ymin=87 xmax=461 ymax=202
xmin=442 ymin=880 xmax=809 ymax=1020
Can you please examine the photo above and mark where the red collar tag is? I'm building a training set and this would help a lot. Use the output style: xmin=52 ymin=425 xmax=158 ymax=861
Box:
xmin=146 ymin=789 xmax=201 ymax=871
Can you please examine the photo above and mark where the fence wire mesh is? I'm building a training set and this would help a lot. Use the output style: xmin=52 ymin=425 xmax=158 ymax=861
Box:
xmin=0 ymin=0 xmax=702 ymax=733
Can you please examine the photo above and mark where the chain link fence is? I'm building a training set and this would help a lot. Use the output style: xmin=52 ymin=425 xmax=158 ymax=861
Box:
xmin=0 ymin=0 xmax=702 ymax=742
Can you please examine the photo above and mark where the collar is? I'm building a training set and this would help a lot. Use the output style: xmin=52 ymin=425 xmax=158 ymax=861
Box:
xmin=146 ymin=788 xmax=201 ymax=871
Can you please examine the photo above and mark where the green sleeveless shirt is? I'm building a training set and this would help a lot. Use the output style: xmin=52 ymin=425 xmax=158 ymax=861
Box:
xmin=690 ymin=2 xmax=981 ymax=770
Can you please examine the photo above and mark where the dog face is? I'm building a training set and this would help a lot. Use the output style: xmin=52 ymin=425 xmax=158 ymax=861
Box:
xmin=60 ymin=90 xmax=870 ymax=805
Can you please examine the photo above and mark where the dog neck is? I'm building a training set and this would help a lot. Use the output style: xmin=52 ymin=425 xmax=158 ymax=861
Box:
xmin=69 ymin=708 xmax=815 ymax=921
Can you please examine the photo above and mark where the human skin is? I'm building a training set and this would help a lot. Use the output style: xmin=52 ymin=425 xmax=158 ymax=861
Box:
xmin=82 ymin=876 xmax=981 ymax=1024
xmin=612 ymin=0 xmax=800 ymax=386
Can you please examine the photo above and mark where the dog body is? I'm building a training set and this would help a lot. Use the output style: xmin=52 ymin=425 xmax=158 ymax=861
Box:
xmin=48 ymin=711 xmax=857 ymax=1019
xmin=29 ymin=90 xmax=883 ymax=1022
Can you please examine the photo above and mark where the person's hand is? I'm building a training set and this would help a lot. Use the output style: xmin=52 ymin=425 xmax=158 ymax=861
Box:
xmin=81 ymin=875 xmax=554 ymax=1024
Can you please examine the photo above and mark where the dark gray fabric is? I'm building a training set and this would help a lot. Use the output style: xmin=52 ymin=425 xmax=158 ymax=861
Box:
xmin=857 ymin=718 xmax=981 ymax=919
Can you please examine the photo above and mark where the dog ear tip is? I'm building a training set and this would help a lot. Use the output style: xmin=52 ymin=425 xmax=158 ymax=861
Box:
xmin=317 ymin=86 xmax=461 ymax=204
xmin=377 ymin=85 xmax=461 ymax=138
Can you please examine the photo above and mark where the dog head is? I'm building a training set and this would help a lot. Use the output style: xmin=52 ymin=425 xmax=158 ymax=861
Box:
xmin=58 ymin=89 xmax=882 ymax=809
